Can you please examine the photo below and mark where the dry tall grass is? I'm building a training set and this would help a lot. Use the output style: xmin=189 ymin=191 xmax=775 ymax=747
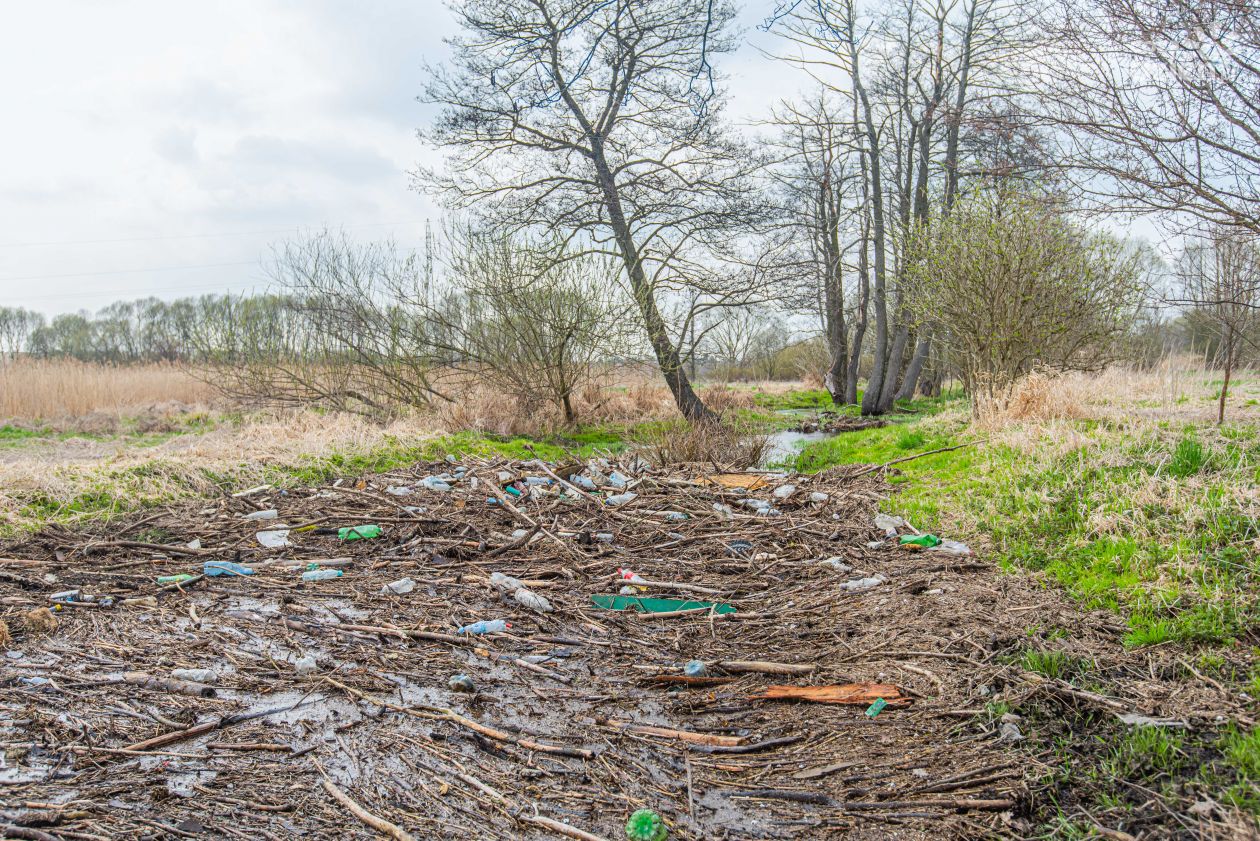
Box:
xmin=0 ymin=360 xmax=217 ymax=419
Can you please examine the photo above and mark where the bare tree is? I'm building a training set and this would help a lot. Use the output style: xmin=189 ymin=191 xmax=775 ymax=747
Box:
xmin=420 ymin=0 xmax=772 ymax=422
xmin=1174 ymin=228 xmax=1260 ymax=423
xmin=1047 ymin=0 xmax=1260 ymax=234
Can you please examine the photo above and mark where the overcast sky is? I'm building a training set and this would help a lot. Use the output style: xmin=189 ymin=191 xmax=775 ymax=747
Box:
xmin=0 ymin=1 xmax=803 ymax=317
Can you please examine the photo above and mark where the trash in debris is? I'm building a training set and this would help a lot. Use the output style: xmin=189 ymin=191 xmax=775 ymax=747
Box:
xmin=816 ymin=557 xmax=853 ymax=573
xmin=242 ymin=509 xmax=279 ymax=521
xmin=570 ymin=474 xmax=598 ymax=490
xmin=866 ymin=697 xmax=888 ymax=717
xmin=625 ymin=809 xmax=668 ymax=841
xmin=490 ymin=572 xmax=525 ymax=592
xmin=700 ymin=473 xmax=769 ymax=490
xmin=448 ymin=673 xmax=476 ymax=693
xmin=740 ymin=498 xmax=771 ymax=511
xmin=773 ymin=484 xmax=796 ymax=499
xmin=683 ymin=660 xmax=708 ymax=677
xmin=605 ymin=492 xmax=637 ymax=507
xmin=712 ymin=502 xmax=734 ymax=517
xmin=19 ymin=676 xmax=51 ymax=687
xmin=617 ymin=568 xmax=646 ymax=585
xmin=524 ymin=476 xmax=550 ymax=486
xmin=727 ymin=539 xmax=754 ymax=557
xmin=607 ymin=470 xmax=630 ymax=488
xmin=458 ymin=619 xmax=511 ymax=635
xmin=49 ymin=589 xmax=80 ymax=603
xmin=421 ymin=476 xmax=452 ymax=492
xmin=256 ymin=529 xmax=291 ymax=548
xmin=171 ymin=668 xmax=216 ymax=684
xmin=157 ymin=574 xmax=196 ymax=585
xmin=1116 ymin=712 xmax=1188 ymax=728
xmin=837 ymin=574 xmax=886 ymax=591
xmin=301 ymin=569 xmax=343 ymax=582
xmin=752 ymin=683 xmax=910 ymax=706
xmin=809 ymin=491 xmax=829 ymax=503
xmin=899 ymin=534 xmax=942 ymax=548
xmin=294 ymin=654 xmax=318 ymax=675
xmin=594 ymin=532 xmax=615 ymax=542
xmin=385 ymin=486 xmax=412 ymax=496
xmin=998 ymin=722 xmax=1024 ymax=742
xmin=874 ymin=513 xmax=905 ymax=536
xmin=590 ymin=595 xmax=736 ymax=615
xmin=662 ymin=511 xmax=688 ymax=521
xmin=382 ymin=577 xmax=416 ymax=595
xmin=513 ymin=588 xmax=553 ymax=613
xmin=927 ymin=539 xmax=973 ymax=556
xmin=333 ymin=524 xmax=381 ymax=541
xmin=203 ymin=561 xmax=255 ymax=577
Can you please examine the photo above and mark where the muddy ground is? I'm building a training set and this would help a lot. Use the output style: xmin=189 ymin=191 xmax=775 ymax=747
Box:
xmin=0 ymin=457 xmax=1254 ymax=839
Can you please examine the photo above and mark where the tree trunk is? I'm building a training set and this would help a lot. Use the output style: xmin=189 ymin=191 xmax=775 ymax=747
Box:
xmin=1218 ymin=327 xmax=1234 ymax=425
xmin=592 ymin=152 xmax=711 ymax=422
xmin=821 ymin=173 xmax=848 ymax=404
xmin=896 ymin=334 xmax=931 ymax=401
xmin=845 ymin=203 xmax=871 ymax=405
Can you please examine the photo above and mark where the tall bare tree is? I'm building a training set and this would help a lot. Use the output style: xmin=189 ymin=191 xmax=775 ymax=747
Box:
xmin=420 ymin=0 xmax=769 ymax=421
xmin=1047 ymin=0 xmax=1260 ymax=235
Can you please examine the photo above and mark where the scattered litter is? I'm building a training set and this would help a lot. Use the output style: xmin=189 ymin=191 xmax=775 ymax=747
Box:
xmin=625 ymin=808 xmax=668 ymax=841
xmin=186 ymin=539 xmax=203 ymax=550
xmin=337 ymin=525 xmax=382 ymax=541
xmin=385 ymin=486 xmax=413 ymax=496
xmin=301 ymin=569 xmax=343 ymax=582
xmin=1117 ymin=713 xmax=1188 ymax=728
xmin=458 ymin=619 xmax=511 ymax=635
xmin=607 ymin=470 xmax=630 ymax=488
xmin=752 ymin=683 xmax=910 ymax=706
xmin=865 ymin=697 xmax=887 ymax=718
xmin=816 ymin=557 xmax=853 ymax=573
xmin=927 ymin=539 xmax=973 ymax=556
xmin=727 ymin=539 xmax=753 ymax=557
xmin=899 ymin=534 xmax=942 ymax=549
xmin=683 ymin=660 xmax=708 ymax=677
xmin=421 ymin=476 xmax=453 ymax=492
xmin=171 ymin=668 xmax=216 ymax=684
xmin=490 ymin=572 xmax=552 ymax=613
xmin=590 ymin=595 xmax=736 ymax=615
xmin=712 ymin=502 xmax=734 ymax=517
xmin=809 ymin=491 xmax=829 ymax=503
xmin=773 ymin=484 xmax=796 ymax=499
xmin=837 ymin=574 xmax=886 ymax=592
xmin=256 ymin=529 xmax=291 ymax=548
xmin=998 ymin=722 xmax=1024 ymax=742
xmin=203 ymin=561 xmax=255 ymax=577
xmin=605 ymin=492 xmax=638 ymax=507
xmin=448 ymin=673 xmax=476 ymax=693
xmin=157 ymin=574 xmax=196 ymax=585
xmin=242 ymin=509 xmax=279 ymax=521
xmin=874 ymin=513 xmax=905 ymax=536
xmin=382 ymin=577 xmax=416 ymax=595
xmin=662 ymin=511 xmax=688 ymax=521
xmin=294 ymin=654 xmax=318 ymax=675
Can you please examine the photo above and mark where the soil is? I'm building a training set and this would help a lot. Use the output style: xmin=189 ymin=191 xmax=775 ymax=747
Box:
xmin=0 ymin=457 xmax=1253 ymax=840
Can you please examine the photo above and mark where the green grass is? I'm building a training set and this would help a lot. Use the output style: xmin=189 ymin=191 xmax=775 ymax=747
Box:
xmin=1020 ymin=649 xmax=1092 ymax=681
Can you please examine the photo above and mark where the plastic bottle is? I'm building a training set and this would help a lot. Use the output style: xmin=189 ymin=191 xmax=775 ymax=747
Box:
xmin=489 ymin=572 xmax=525 ymax=593
xmin=662 ymin=511 xmax=688 ymax=522
xmin=625 ymin=809 xmax=668 ymax=841
xmin=171 ymin=668 xmax=216 ymax=684
xmin=242 ymin=509 xmax=279 ymax=520
xmin=338 ymin=524 xmax=382 ymax=541
xmin=203 ymin=561 xmax=255 ymax=577
xmin=809 ymin=491 xmax=829 ymax=503
xmin=773 ymin=484 xmax=796 ymax=499
xmin=899 ymin=534 xmax=942 ymax=548
xmin=382 ymin=577 xmax=416 ymax=595
xmin=458 ymin=619 xmax=510 ymax=635
xmin=514 ymin=588 xmax=553 ymax=613
xmin=617 ymin=568 xmax=647 ymax=585
xmin=570 ymin=474 xmax=597 ymax=491
xmin=607 ymin=470 xmax=630 ymax=488
xmin=448 ymin=673 xmax=476 ymax=692
xmin=301 ymin=568 xmax=343 ymax=582
xmin=837 ymin=574 xmax=886 ymax=591
xmin=421 ymin=476 xmax=452 ymax=492
xmin=683 ymin=660 xmax=708 ymax=677
xmin=605 ymin=492 xmax=637 ymax=507
xmin=157 ymin=574 xmax=195 ymax=585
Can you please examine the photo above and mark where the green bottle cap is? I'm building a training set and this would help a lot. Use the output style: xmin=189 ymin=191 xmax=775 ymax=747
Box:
xmin=625 ymin=809 xmax=667 ymax=841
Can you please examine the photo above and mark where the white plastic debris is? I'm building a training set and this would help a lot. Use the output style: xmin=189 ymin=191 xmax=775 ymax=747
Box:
xmin=242 ymin=509 xmax=279 ymax=521
xmin=510 ymin=529 xmax=529 ymax=540
xmin=256 ymin=529 xmax=291 ymax=548
xmin=489 ymin=572 xmax=525 ymax=593
xmin=712 ymin=503 xmax=734 ymax=517
xmin=809 ymin=492 xmax=829 ymax=503
xmin=998 ymin=722 xmax=1024 ymax=742
xmin=837 ymin=574 xmax=886 ymax=592
xmin=514 ymin=588 xmax=553 ymax=613
xmin=816 ymin=557 xmax=853 ymax=573
xmin=926 ymin=539 xmax=973 ymax=556
xmin=773 ymin=484 xmax=796 ymax=499
xmin=185 ymin=539 xmax=202 ymax=550
xmin=605 ymin=492 xmax=637 ymax=507
xmin=171 ymin=668 xmax=216 ymax=684
xmin=421 ymin=476 xmax=452 ymax=492
xmin=294 ymin=654 xmax=318 ymax=675
xmin=874 ymin=513 xmax=905 ymax=536
xmin=385 ymin=486 xmax=413 ymax=496
xmin=382 ymin=577 xmax=416 ymax=595
xmin=1117 ymin=713 xmax=1188 ymax=728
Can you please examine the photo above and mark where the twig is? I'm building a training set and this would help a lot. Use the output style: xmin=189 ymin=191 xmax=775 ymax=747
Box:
xmin=321 ymin=778 xmax=415 ymax=841
xmin=851 ymin=440 xmax=987 ymax=477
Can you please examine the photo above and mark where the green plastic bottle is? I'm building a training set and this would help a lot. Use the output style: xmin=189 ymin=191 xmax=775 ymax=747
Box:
xmin=899 ymin=533 xmax=942 ymax=548
xmin=338 ymin=524 xmax=382 ymax=541
xmin=625 ymin=809 xmax=667 ymax=841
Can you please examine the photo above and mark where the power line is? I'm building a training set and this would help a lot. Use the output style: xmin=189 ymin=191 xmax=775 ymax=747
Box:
xmin=14 ymin=278 xmax=270 ymax=304
xmin=0 ymin=219 xmax=429 ymax=249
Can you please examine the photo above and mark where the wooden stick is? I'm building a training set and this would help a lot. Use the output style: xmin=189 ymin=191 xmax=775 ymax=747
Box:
xmin=518 ymin=814 xmax=611 ymax=841
xmin=321 ymin=778 xmax=415 ymax=841
xmin=598 ymin=718 xmax=744 ymax=747
xmin=718 ymin=660 xmax=815 ymax=675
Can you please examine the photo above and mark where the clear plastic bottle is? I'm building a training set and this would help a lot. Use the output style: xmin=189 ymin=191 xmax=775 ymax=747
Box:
xmin=458 ymin=619 xmax=511 ymax=634
xmin=301 ymin=568 xmax=343 ymax=582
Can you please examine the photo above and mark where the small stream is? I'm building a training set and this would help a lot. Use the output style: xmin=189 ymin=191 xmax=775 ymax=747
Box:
xmin=758 ymin=409 xmax=842 ymax=468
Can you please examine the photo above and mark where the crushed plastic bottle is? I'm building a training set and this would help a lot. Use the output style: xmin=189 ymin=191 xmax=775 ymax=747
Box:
xmin=448 ymin=673 xmax=476 ymax=693
xmin=927 ymin=539 xmax=973 ymax=556
xmin=838 ymin=574 xmax=886 ymax=592
xmin=382 ymin=577 xmax=416 ymax=595
xmin=242 ymin=509 xmax=279 ymax=520
xmin=816 ymin=557 xmax=853 ymax=573
xmin=607 ymin=470 xmax=630 ymax=489
xmin=594 ymin=532 xmax=615 ymax=543
xmin=385 ymin=485 xmax=413 ymax=496
xmin=301 ymin=569 xmax=343 ymax=582
xmin=157 ymin=574 xmax=196 ymax=585
xmin=662 ymin=511 xmax=688 ymax=522
xmin=294 ymin=654 xmax=319 ymax=675
xmin=809 ymin=491 xmax=829 ymax=503
xmin=524 ymin=476 xmax=551 ymax=486
xmin=625 ymin=808 xmax=668 ymax=841
xmin=256 ymin=529 xmax=291 ymax=548
xmin=338 ymin=524 xmax=382 ymax=541
xmin=421 ymin=476 xmax=452 ymax=492
xmin=203 ymin=561 xmax=255 ymax=577
xmin=773 ymin=484 xmax=796 ymax=499
xmin=899 ymin=533 xmax=942 ymax=548
xmin=171 ymin=668 xmax=216 ymax=684
xmin=458 ymin=619 xmax=511 ymax=635
xmin=489 ymin=572 xmax=525 ymax=593
xmin=874 ymin=513 xmax=906 ymax=536
xmin=605 ymin=492 xmax=637 ymax=507
xmin=514 ymin=588 xmax=553 ymax=613
xmin=712 ymin=502 xmax=733 ymax=517
xmin=683 ymin=660 xmax=708 ymax=677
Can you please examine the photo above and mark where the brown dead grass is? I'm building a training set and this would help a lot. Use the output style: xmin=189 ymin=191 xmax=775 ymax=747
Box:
xmin=0 ymin=359 xmax=217 ymax=419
